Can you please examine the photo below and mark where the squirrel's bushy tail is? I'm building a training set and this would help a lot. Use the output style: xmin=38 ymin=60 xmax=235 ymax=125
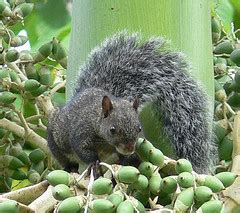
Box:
xmin=75 ymin=32 xmax=217 ymax=173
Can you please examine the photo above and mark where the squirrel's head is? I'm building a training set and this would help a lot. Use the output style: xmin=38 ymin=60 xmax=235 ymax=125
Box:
xmin=99 ymin=96 xmax=141 ymax=156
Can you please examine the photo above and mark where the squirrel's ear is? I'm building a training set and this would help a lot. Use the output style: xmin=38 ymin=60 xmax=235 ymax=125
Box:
xmin=102 ymin=96 xmax=113 ymax=118
xmin=133 ymin=98 xmax=139 ymax=111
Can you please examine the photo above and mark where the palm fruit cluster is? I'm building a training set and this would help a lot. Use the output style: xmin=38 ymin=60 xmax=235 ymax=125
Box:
xmin=0 ymin=145 xmax=48 ymax=191
xmin=0 ymin=0 xmax=67 ymax=194
xmin=42 ymin=138 xmax=236 ymax=212
xmin=212 ymin=15 xmax=240 ymax=172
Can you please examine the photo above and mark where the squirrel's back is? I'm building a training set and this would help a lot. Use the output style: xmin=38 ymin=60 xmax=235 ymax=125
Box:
xmin=74 ymin=32 xmax=216 ymax=173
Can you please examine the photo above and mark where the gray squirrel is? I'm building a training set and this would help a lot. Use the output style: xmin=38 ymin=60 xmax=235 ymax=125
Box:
xmin=47 ymin=32 xmax=216 ymax=173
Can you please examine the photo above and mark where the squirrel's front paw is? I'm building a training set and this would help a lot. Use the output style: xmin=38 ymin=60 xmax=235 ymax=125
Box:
xmin=87 ymin=160 xmax=103 ymax=179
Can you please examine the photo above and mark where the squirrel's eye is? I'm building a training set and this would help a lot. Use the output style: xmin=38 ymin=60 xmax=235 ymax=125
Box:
xmin=110 ymin=126 xmax=116 ymax=134
xmin=138 ymin=126 xmax=142 ymax=132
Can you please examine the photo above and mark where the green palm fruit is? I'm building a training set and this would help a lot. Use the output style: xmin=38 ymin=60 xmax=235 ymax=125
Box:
xmin=5 ymin=49 xmax=19 ymax=62
xmin=58 ymin=196 xmax=85 ymax=213
xmin=214 ymin=57 xmax=227 ymax=65
xmin=10 ymin=35 xmax=28 ymax=47
xmin=218 ymin=132 xmax=233 ymax=161
xmin=160 ymin=176 xmax=177 ymax=194
xmin=132 ymin=190 xmax=150 ymax=206
xmin=0 ymin=200 xmax=19 ymax=213
xmin=90 ymin=199 xmax=114 ymax=213
xmin=132 ymin=174 xmax=149 ymax=191
xmin=174 ymin=187 xmax=194 ymax=212
xmin=158 ymin=192 xmax=172 ymax=206
xmin=53 ymin=42 xmax=68 ymax=68
xmin=0 ymin=176 xmax=12 ymax=193
xmin=227 ymin=92 xmax=240 ymax=108
xmin=214 ymin=58 xmax=227 ymax=75
xmin=19 ymin=50 xmax=33 ymax=62
xmin=0 ymin=52 xmax=4 ymax=65
xmin=30 ymin=161 xmax=45 ymax=174
xmin=52 ymin=37 xmax=58 ymax=55
xmin=116 ymin=200 xmax=134 ymax=213
xmin=38 ymin=65 xmax=51 ymax=86
xmin=13 ymin=3 xmax=34 ymax=18
xmin=31 ymin=85 xmax=48 ymax=97
xmin=214 ymin=80 xmax=227 ymax=102
xmin=196 ymin=200 xmax=223 ymax=213
xmin=227 ymin=58 xmax=235 ymax=66
xmin=214 ymin=57 xmax=226 ymax=64
xmin=0 ymin=22 xmax=4 ymax=37
xmin=9 ymin=71 xmax=19 ymax=82
xmin=0 ymin=1 xmax=12 ymax=17
xmin=25 ymin=63 xmax=39 ymax=80
xmin=214 ymin=41 xmax=234 ymax=55
xmin=107 ymin=191 xmax=124 ymax=209
xmin=149 ymin=148 xmax=164 ymax=167
xmin=177 ymin=172 xmax=195 ymax=188
xmin=46 ymin=170 xmax=74 ymax=186
xmin=196 ymin=175 xmax=225 ymax=193
xmin=2 ymin=29 xmax=15 ymax=44
xmin=135 ymin=200 xmax=145 ymax=213
xmin=0 ymin=127 xmax=7 ymax=141
xmin=29 ymin=148 xmax=45 ymax=163
xmin=0 ymin=127 xmax=6 ymax=139
xmin=138 ymin=161 xmax=154 ymax=178
xmin=211 ymin=17 xmax=221 ymax=44
xmin=116 ymin=166 xmax=140 ymax=184
xmin=29 ymin=148 xmax=46 ymax=163
xmin=215 ymin=172 xmax=237 ymax=188
xmin=213 ymin=119 xmax=229 ymax=142
xmin=0 ymin=109 xmax=6 ymax=119
xmin=34 ymin=41 xmax=53 ymax=63
xmin=228 ymin=81 xmax=240 ymax=93
xmin=175 ymin=159 xmax=193 ymax=174
xmin=27 ymin=169 xmax=41 ymax=184
xmin=0 ymin=68 xmax=11 ymax=81
xmin=230 ymin=48 xmax=240 ymax=66
xmin=52 ymin=184 xmax=72 ymax=201
xmin=92 ymin=177 xmax=113 ymax=195
xmin=15 ymin=0 xmax=27 ymax=6
xmin=136 ymin=138 xmax=153 ymax=161
xmin=7 ymin=145 xmax=30 ymax=165
xmin=7 ymin=169 xmax=27 ymax=180
xmin=149 ymin=172 xmax=161 ymax=195
xmin=124 ymin=197 xmax=145 ymax=213
xmin=234 ymin=71 xmax=240 ymax=84
xmin=194 ymin=186 xmax=213 ymax=204
xmin=0 ymin=155 xmax=24 ymax=169
xmin=24 ymin=79 xmax=41 ymax=92
xmin=213 ymin=56 xmax=217 ymax=64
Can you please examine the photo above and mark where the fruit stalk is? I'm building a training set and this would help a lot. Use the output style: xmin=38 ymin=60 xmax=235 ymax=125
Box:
xmin=0 ymin=181 xmax=48 ymax=205
xmin=0 ymin=118 xmax=50 ymax=155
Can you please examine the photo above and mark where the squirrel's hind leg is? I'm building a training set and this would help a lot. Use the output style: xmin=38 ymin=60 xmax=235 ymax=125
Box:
xmin=47 ymin=128 xmax=78 ymax=171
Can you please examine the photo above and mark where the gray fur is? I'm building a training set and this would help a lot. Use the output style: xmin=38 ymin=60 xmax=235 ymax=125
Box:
xmin=48 ymin=88 xmax=141 ymax=170
xmin=48 ymin=32 xmax=216 ymax=173
xmin=75 ymin=32 xmax=216 ymax=173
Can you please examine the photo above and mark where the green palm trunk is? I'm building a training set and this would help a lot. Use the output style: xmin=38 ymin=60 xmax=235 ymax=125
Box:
xmin=67 ymin=0 xmax=213 ymax=156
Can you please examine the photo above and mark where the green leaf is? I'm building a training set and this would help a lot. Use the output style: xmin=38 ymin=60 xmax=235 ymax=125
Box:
xmin=215 ymin=0 xmax=234 ymax=33
xmin=24 ymin=0 xmax=71 ymax=51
